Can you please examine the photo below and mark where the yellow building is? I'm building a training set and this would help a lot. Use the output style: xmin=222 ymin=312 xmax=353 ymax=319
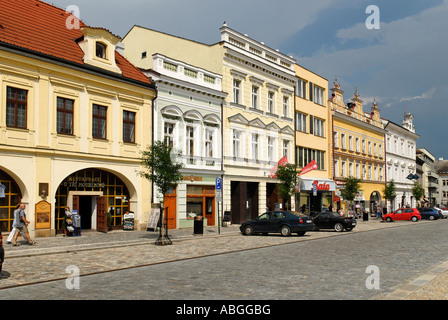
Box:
xmin=123 ymin=23 xmax=296 ymax=225
xmin=294 ymin=64 xmax=334 ymax=213
xmin=329 ymin=82 xmax=386 ymax=215
xmin=0 ymin=0 xmax=156 ymax=237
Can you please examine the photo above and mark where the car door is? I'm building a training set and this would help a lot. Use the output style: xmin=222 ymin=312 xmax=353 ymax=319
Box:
xmin=405 ymin=209 xmax=415 ymax=219
xmin=394 ymin=209 xmax=404 ymax=220
xmin=253 ymin=212 xmax=271 ymax=233
xmin=269 ymin=211 xmax=287 ymax=232
xmin=315 ymin=212 xmax=331 ymax=229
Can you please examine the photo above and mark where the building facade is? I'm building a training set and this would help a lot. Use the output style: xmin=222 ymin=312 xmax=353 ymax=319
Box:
xmin=0 ymin=0 xmax=156 ymax=237
xmin=143 ymin=53 xmax=227 ymax=228
xmin=417 ymin=148 xmax=440 ymax=206
xmin=382 ymin=113 xmax=419 ymax=210
xmin=435 ymin=158 xmax=448 ymax=207
xmin=330 ymin=82 xmax=386 ymax=216
xmin=123 ymin=23 xmax=296 ymax=226
xmin=294 ymin=64 xmax=334 ymax=213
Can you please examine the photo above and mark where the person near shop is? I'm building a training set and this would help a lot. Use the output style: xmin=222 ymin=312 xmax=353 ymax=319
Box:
xmin=11 ymin=203 xmax=36 ymax=246
xmin=6 ymin=226 xmax=28 ymax=244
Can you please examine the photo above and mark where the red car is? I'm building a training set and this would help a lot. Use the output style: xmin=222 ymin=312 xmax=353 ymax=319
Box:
xmin=382 ymin=208 xmax=421 ymax=222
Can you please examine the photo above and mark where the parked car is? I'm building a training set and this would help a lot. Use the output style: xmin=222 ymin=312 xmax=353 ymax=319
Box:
xmin=240 ymin=211 xmax=315 ymax=237
xmin=382 ymin=208 xmax=421 ymax=222
xmin=433 ymin=207 xmax=448 ymax=219
xmin=311 ymin=211 xmax=357 ymax=232
xmin=0 ymin=229 xmax=4 ymax=273
xmin=417 ymin=207 xmax=442 ymax=220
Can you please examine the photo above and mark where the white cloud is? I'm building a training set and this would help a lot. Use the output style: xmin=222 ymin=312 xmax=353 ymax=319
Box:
xmin=399 ymin=87 xmax=437 ymax=102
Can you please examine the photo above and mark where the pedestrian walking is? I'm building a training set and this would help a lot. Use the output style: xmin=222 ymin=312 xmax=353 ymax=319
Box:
xmin=11 ymin=203 xmax=36 ymax=246
xmin=6 ymin=225 xmax=28 ymax=244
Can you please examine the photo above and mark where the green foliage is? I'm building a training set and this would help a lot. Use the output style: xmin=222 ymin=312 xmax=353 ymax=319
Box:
xmin=340 ymin=177 xmax=362 ymax=202
xmin=275 ymin=163 xmax=300 ymax=210
xmin=139 ymin=140 xmax=184 ymax=198
xmin=412 ymin=181 xmax=424 ymax=202
xmin=383 ymin=180 xmax=397 ymax=202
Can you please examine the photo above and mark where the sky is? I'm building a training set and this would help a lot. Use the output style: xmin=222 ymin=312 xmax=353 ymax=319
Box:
xmin=50 ymin=0 xmax=448 ymax=160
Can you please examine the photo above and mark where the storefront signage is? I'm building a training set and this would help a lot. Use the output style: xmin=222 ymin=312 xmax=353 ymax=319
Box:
xmin=61 ymin=176 xmax=105 ymax=189
xmin=35 ymin=200 xmax=51 ymax=229
xmin=312 ymin=180 xmax=331 ymax=191
xmin=300 ymin=178 xmax=336 ymax=192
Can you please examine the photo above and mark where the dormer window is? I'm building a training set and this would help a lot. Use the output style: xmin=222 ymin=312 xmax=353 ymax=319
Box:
xmin=96 ymin=42 xmax=107 ymax=59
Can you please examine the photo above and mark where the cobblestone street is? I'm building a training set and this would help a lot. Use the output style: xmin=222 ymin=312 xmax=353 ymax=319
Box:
xmin=1 ymin=219 xmax=448 ymax=300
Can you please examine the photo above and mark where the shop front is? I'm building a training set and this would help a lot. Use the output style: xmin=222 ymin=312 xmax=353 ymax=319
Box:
xmin=55 ymin=169 xmax=131 ymax=233
xmin=297 ymin=178 xmax=335 ymax=214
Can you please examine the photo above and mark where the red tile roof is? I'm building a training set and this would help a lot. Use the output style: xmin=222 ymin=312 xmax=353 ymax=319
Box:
xmin=0 ymin=0 xmax=152 ymax=86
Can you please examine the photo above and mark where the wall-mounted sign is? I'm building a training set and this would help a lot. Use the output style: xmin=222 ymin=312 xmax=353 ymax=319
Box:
xmin=35 ymin=200 xmax=51 ymax=229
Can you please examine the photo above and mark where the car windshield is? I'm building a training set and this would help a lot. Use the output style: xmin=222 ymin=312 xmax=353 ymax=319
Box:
xmin=314 ymin=212 xmax=341 ymax=218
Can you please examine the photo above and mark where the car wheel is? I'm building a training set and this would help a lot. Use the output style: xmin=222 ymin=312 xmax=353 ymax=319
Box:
xmin=411 ymin=216 xmax=418 ymax=222
xmin=280 ymin=225 xmax=291 ymax=237
xmin=297 ymin=231 xmax=306 ymax=236
xmin=334 ymin=223 xmax=344 ymax=232
xmin=429 ymin=215 xmax=435 ymax=220
xmin=242 ymin=225 xmax=254 ymax=236
xmin=386 ymin=217 xmax=393 ymax=222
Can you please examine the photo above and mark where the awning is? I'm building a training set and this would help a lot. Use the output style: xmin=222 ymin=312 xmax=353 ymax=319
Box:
xmin=300 ymin=178 xmax=336 ymax=192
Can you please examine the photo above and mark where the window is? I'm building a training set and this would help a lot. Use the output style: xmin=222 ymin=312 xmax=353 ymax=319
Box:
xmin=283 ymin=96 xmax=289 ymax=117
xmin=57 ymin=97 xmax=74 ymax=135
xmin=205 ymin=128 xmax=214 ymax=158
xmin=251 ymin=134 xmax=259 ymax=160
xmin=268 ymin=137 xmax=275 ymax=162
xmin=251 ymin=86 xmax=259 ymax=109
xmin=334 ymin=132 xmax=339 ymax=148
xmin=349 ymin=135 xmax=353 ymax=151
xmin=349 ymin=162 xmax=353 ymax=177
xmin=295 ymin=112 xmax=307 ymax=132
xmin=164 ymin=123 xmax=175 ymax=148
xmin=233 ymin=79 xmax=241 ymax=104
xmin=92 ymin=104 xmax=107 ymax=139
xmin=6 ymin=87 xmax=27 ymax=129
xmin=312 ymin=117 xmax=324 ymax=137
xmin=282 ymin=140 xmax=290 ymax=158
xmin=96 ymin=42 xmax=107 ymax=59
xmin=341 ymin=161 xmax=346 ymax=177
xmin=356 ymin=163 xmax=360 ymax=179
xmin=341 ymin=133 xmax=346 ymax=149
xmin=296 ymin=78 xmax=306 ymax=99
xmin=233 ymin=130 xmax=242 ymax=157
xmin=123 ymin=110 xmax=135 ymax=143
xmin=356 ymin=137 xmax=360 ymax=152
xmin=268 ymin=92 xmax=275 ymax=114
xmin=186 ymin=126 xmax=194 ymax=157
xmin=362 ymin=139 xmax=366 ymax=153
xmin=309 ymin=82 xmax=324 ymax=105
xmin=296 ymin=147 xmax=325 ymax=170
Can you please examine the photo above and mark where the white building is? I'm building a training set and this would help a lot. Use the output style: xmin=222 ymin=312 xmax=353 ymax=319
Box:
xmin=143 ymin=54 xmax=227 ymax=229
xmin=383 ymin=113 xmax=420 ymax=210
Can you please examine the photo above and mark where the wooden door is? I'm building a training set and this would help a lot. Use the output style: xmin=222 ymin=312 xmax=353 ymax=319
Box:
xmin=96 ymin=196 xmax=108 ymax=233
xmin=72 ymin=195 xmax=79 ymax=213
xmin=164 ymin=194 xmax=177 ymax=230
xmin=205 ymin=197 xmax=215 ymax=226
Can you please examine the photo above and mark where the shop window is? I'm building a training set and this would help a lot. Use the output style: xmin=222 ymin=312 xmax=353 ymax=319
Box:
xmin=0 ymin=170 xmax=22 ymax=232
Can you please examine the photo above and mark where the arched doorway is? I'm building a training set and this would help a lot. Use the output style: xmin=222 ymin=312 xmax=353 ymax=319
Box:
xmin=55 ymin=169 xmax=130 ymax=233
xmin=370 ymin=191 xmax=382 ymax=215
xmin=0 ymin=169 xmax=22 ymax=232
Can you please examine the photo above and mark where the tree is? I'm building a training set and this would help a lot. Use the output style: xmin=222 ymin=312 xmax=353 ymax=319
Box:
xmin=383 ymin=180 xmax=397 ymax=211
xmin=139 ymin=140 xmax=183 ymax=245
xmin=340 ymin=177 xmax=363 ymax=216
xmin=275 ymin=163 xmax=300 ymax=210
xmin=412 ymin=181 xmax=425 ymax=207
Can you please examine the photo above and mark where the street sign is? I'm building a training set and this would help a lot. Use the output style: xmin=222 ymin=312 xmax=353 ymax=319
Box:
xmin=216 ymin=177 xmax=222 ymax=190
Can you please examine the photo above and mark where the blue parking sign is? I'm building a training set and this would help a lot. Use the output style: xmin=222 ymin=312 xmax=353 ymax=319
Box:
xmin=216 ymin=177 xmax=222 ymax=190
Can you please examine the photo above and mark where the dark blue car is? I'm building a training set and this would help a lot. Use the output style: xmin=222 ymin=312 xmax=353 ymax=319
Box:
xmin=417 ymin=207 xmax=441 ymax=220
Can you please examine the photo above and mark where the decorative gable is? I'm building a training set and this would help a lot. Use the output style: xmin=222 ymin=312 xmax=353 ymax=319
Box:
xmin=228 ymin=114 xmax=249 ymax=125
xmin=248 ymin=118 xmax=266 ymax=129
xmin=77 ymin=27 xmax=122 ymax=74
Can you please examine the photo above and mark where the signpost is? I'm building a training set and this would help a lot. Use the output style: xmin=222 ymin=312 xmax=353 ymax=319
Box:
xmin=216 ymin=177 xmax=222 ymax=234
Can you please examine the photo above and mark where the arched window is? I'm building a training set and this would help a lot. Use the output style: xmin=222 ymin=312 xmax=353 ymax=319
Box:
xmin=96 ymin=42 xmax=107 ymax=59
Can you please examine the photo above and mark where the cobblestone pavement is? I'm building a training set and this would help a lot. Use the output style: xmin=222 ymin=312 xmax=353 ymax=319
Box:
xmin=0 ymin=219 xmax=447 ymax=299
